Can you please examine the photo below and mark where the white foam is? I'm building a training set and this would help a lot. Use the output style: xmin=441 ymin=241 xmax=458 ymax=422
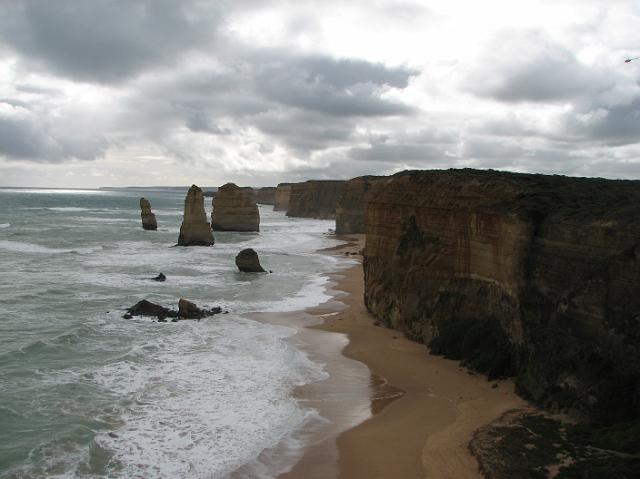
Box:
xmin=92 ymin=317 xmax=327 ymax=479
xmin=0 ymin=223 xmax=9 ymax=228
xmin=0 ymin=240 xmax=103 ymax=255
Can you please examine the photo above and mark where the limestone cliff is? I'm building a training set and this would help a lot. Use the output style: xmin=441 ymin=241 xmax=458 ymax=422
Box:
xmin=274 ymin=183 xmax=292 ymax=211
xmin=336 ymin=176 xmax=390 ymax=234
xmin=178 ymin=185 xmax=215 ymax=246
xmin=211 ymin=183 xmax=260 ymax=232
xmin=257 ymin=187 xmax=276 ymax=205
xmin=364 ymin=169 xmax=640 ymax=423
xmin=286 ymin=180 xmax=347 ymax=220
xmin=139 ymin=197 xmax=157 ymax=230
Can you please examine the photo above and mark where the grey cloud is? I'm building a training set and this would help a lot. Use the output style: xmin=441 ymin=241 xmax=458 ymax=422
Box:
xmin=0 ymin=111 xmax=107 ymax=162
xmin=254 ymin=52 xmax=417 ymax=117
xmin=350 ymin=143 xmax=447 ymax=163
xmin=0 ymin=0 xmax=218 ymax=83
xmin=563 ymin=99 xmax=640 ymax=145
xmin=468 ymin=32 xmax=612 ymax=103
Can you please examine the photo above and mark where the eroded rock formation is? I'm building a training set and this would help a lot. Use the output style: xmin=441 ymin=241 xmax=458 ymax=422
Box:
xmin=235 ymin=248 xmax=266 ymax=273
xmin=178 ymin=185 xmax=215 ymax=246
xmin=140 ymin=198 xmax=157 ymax=230
xmin=274 ymin=183 xmax=292 ymax=211
xmin=364 ymin=169 xmax=640 ymax=423
xmin=336 ymin=176 xmax=390 ymax=234
xmin=286 ymin=180 xmax=347 ymax=219
xmin=257 ymin=187 xmax=276 ymax=205
xmin=211 ymin=183 xmax=260 ymax=232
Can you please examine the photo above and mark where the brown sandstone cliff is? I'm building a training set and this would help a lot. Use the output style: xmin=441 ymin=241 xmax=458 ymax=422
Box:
xmin=364 ymin=169 xmax=640 ymax=423
xmin=286 ymin=180 xmax=347 ymax=220
xmin=256 ymin=187 xmax=276 ymax=205
xmin=274 ymin=183 xmax=292 ymax=211
xmin=336 ymin=176 xmax=390 ymax=234
xmin=178 ymin=185 xmax=215 ymax=246
xmin=139 ymin=197 xmax=157 ymax=230
xmin=211 ymin=183 xmax=260 ymax=232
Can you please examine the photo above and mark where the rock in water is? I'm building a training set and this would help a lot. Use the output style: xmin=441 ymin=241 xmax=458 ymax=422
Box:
xmin=140 ymin=198 xmax=157 ymax=230
xmin=152 ymin=273 xmax=166 ymax=282
xmin=211 ymin=183 xmax=260 ymax=231
xmin=273 ymin=183 xmax=292 ymax=211
xmin=125 ymin=300 xmax=176 ymax=319
xmin=256 ymin=187 xmax=276 ymax=205
xmin=178 ymin=298 xmax=205 ymax=319
xmin=235 ymin=248 xmax=266 ymax=272
xmin=178 ymin=185 xmax=215 ymax=246
xmin=286 ymin=180 xmax=347 ymax=219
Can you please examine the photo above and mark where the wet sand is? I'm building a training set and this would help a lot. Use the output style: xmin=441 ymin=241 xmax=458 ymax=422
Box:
xmin=279 ymin=235 xmax=528 ymax=479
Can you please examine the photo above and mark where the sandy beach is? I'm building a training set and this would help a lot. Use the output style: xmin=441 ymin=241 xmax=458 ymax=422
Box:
xmin=280 ymin=236 xmax=528 ymax=479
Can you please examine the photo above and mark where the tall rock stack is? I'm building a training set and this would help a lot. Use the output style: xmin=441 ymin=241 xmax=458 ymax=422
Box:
xmin=273 ymin=183 xmax=292 ymax=211
xmin=335 ymin=176 xmax=390 ymax=234
xmin=286 ymin=180 xmax=346 ymax=219
xmin=211 ymin=183 xmax=260 ymax=232
xmin=364 ymin=169 xmax=640 ymax=422
xmin=139 ymin=198 xmax=157 ymax=230
xmin=256 ymin=187 xmax=276 ymax=205
xmin=177 ymin=185 xmax=215 ymax=246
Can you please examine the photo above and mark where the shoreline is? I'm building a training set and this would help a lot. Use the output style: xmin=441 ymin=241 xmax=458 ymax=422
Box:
xmin=278 ymin=235 xmax=528 ymax=478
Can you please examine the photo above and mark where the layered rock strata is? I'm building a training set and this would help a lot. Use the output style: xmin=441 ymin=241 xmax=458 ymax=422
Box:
xmin=256 ymin=187 xmax=276 ymax=205
xmin=286 ymin=180 xmax=347 ymax=219
xmin=336 ymin=176 xmax=390 ymax=234
xmin=211 ymin=183 xmax=260 ymax=232
xmin=178 ymin=185 xmax=215 ymax=246
xmin=364 ymin=169 xmax=640 ymax=423
xmin=139 ymin=198 xmax=157 ymax=230
xmin=274 ymin=183 xmax=292 ymax=211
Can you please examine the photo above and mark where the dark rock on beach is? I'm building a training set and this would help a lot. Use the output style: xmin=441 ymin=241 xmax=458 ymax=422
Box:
xmin=235 ymin=248 xmax=266 ymax=273
xmin=124 ymin=299 xmax=176 ymax=319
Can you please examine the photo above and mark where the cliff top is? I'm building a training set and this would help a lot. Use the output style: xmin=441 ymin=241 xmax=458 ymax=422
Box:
xmin=382 ymin=169 xmax=640 ymax=225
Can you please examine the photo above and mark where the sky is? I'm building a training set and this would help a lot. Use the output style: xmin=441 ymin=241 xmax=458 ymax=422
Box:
xmin=0 ymin=0 xmax=639 ymax=187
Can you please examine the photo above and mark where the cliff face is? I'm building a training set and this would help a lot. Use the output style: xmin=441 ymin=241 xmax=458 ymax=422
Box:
xmin=256 ymin=187 xmax=276 ymax=205
xmin=178 ymin=185 xmax=215 ymax=246
xmin=336 ymin=176 xmax=390 ymax=234
xmin=274 ymin=183 xmax=292 ymax=211
xmin=286 ymin=180 xmax=347 ymax=220
xmin=139 ymin=197 xmax=157 ymax=230
xmin=211 ymin=183 xmax=260 ymax=232
xmin=364 ymin=169 xmax=640 ymax=423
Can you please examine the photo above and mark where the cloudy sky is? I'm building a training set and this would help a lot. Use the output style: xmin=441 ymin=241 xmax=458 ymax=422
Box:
xmin=0 ymin=0 xmax=639 ymax=187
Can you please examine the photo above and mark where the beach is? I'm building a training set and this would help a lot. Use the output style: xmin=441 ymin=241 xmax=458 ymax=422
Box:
xmin=280 ymin=236 xmax=528 ymax=479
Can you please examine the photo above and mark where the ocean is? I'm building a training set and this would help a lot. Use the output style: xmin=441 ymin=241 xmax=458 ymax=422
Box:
xmin=0 ymin=187 xmax=352 ymax=478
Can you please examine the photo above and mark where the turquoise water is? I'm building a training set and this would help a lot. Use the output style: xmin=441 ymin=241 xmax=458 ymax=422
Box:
xmin=0 ymin=188 xmax=345 ymax=478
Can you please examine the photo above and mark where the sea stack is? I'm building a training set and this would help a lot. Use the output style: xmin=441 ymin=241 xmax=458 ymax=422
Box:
xmin=273 ymin=183 xmax=292 ymax=211
xmin=178 ymin=185 xmax=215 ymax=246
xmin=139 ymin=198 xmax=157 ymax=230
xmin=335 ymin=176 xmax=390 ymax=234
xmin=235 ymin=248 xmax=266 ymax=273
xmin=286 ymin=180 xmax=347 ymax=219
xmin=211 ymin=183 xmax=260 ymax=232
xmin=256 ymin=187 xmax=276 ymax=205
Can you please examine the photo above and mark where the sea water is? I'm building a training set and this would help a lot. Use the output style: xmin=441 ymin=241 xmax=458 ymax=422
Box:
xmin=0 ymin=187 xmax=349 ymax=478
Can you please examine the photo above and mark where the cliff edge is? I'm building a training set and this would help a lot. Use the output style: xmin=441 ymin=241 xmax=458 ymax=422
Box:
xmin=287 ymin=180 xmax=346 ymax=220
xmin=364 ymin=169 xmax=640 ymax=423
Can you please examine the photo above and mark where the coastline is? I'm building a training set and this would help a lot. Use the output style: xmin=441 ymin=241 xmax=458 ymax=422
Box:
xmin=278 ymin=235 xmax=528 ymax=479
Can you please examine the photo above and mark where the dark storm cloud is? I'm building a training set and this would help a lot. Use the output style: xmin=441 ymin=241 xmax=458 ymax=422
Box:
xmin=0 ymin=0 xmax=218 ymax=83
xmin=254 ymin=52 xmax=417 ymax=117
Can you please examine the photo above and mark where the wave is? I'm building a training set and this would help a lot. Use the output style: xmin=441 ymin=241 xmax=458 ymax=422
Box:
xmin=0 ymin=240 xmax=103 ymax=255
xmin=0 ymin=223 xmax=9 ymax=228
